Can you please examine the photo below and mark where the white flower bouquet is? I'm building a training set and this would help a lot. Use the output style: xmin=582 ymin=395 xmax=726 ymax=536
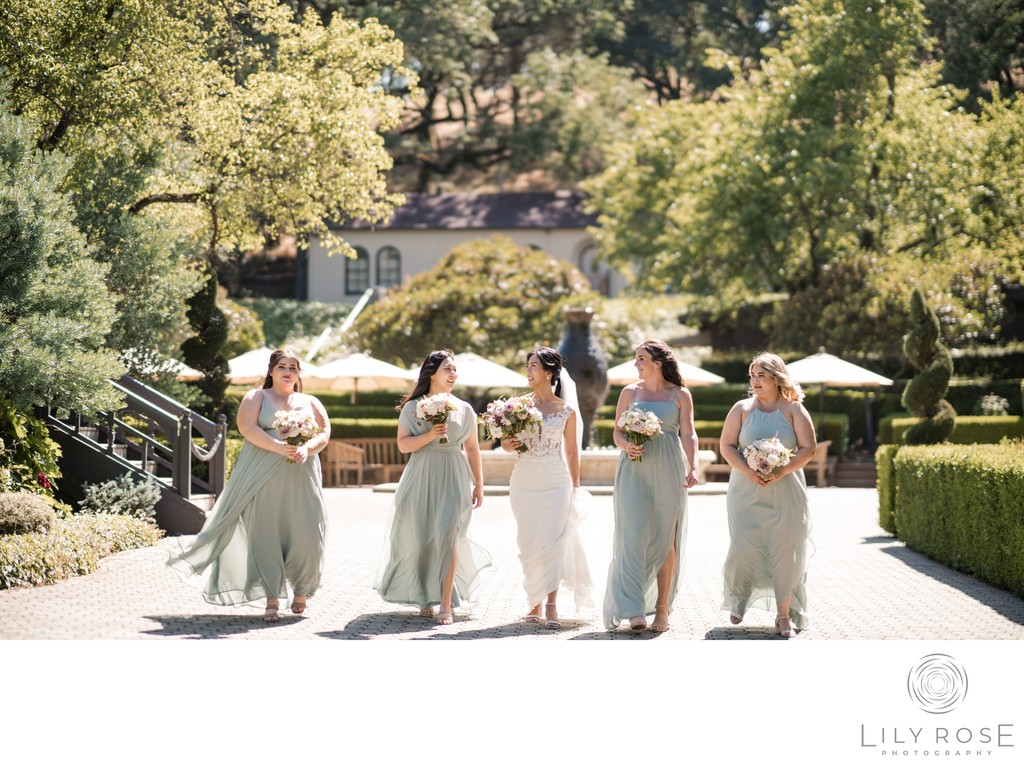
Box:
xmin=272 ymin=410 xmax=322 ymax=463
xmin=416 ymin=393 xmax=458 ymax=443
xmin=741 ymin=435 xmax=794 ymax=479
xmin=616 ymin=407 xmax=663 ymax=463
xmin=479 ymin=394 xmax=543 ymax=453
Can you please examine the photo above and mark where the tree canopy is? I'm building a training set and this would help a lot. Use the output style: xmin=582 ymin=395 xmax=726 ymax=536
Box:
xmin=584 ymin=0 xmax=1024 ymax=364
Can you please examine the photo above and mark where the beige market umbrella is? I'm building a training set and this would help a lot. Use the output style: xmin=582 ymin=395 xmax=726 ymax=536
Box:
xmin=451 ymin=353 xmax=529 ymax=389
xmin=303 ymin=352 xmax=416 ymax=403
xmin=786 ymin=350 xmax=894 ymax=448
xmin=606 ymin=358 xmax=725 ymax=387
xmin=226 ymin=347 xmax=275 ymax=385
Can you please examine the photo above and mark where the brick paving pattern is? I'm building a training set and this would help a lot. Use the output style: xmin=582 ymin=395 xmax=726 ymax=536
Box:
xmin=2 ymin=487 xmax=1023 ymax=640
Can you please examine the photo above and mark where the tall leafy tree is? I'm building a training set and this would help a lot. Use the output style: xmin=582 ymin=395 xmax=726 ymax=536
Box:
xmin=0 ymin=106 xmax=123 ymax=414
xmin=585 ymin=0 xmax=1024 ymax=364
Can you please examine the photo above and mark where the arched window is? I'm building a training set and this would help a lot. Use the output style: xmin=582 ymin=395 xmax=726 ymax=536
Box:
xmin=346 ymin=246 xmax=370 ymax=294
xmin=578 ymin=244 xmax=611 ymax=296
xmin=376 ymin=245 xmax=401 ymax=288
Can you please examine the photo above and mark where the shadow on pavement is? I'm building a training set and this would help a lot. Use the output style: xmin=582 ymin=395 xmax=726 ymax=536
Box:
xmin=317 ymin=612 xmax=462 ymax=639
xmin=141 ymin=613 xmax=300 ymax=638
xmin=871 ymin=541 xmax=1024 ymax=626
xmin=703 ymin=626 xmax=784 ymax=640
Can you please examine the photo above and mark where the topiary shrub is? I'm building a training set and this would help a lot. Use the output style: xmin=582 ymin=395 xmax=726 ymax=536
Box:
xmin=901 ymin=289 xmax=956 ymax=444
xmin=79 ymin=473 xmax=161 ymax=520
xmin=874 ymin=445 xmax=900 ymax=535
xmin=0 ymin=492 xmax=56 ymax=535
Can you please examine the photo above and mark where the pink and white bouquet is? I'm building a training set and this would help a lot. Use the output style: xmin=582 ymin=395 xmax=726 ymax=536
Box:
xmin=742 ymin=435 xmax=794 ymax=479
xmin=479 ymin=395 xmax=543 ymax=453
xmin=416 ymin=393 xmax=458 ymax=444
xmin=272 ymin=410 xmax=322 ymax=463
xmin=616 ymin=407 xmax=663 ymax=463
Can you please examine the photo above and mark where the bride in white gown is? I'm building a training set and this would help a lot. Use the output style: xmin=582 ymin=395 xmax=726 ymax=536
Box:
xmin=502 ymin=347 xmax=594 ymax=629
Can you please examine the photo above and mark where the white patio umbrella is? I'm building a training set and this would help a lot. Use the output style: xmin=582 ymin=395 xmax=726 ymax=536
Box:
xmin=302 ymin=352 xmax=416 ymax=403
xmin=226 ymin=347 xmax=275 ymax=385
xmin=451 ymin=352 xmax=529 ymax=389
xmin=786 ymin=350 xmax=894 ymax=448
xmin=606 ymin=358 xmax=725 ymax=387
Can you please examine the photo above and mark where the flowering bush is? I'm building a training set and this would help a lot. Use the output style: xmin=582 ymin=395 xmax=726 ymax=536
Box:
xmin=978 ymin=393 xmax=1010 ymax=416
xmin=479 ymin=395 xmax=543 ymax=453
xmin=617 ymin=407 xmax=663 ymax=462
xmin=742 ymin=436 xmax=794 ymax=479
xmin=0 ymin=492 xmax=56 ymax=535
xmin=416 ymin=394 xmax=457 ymax=444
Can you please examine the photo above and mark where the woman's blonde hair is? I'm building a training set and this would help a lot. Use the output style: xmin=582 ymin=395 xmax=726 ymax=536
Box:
xmin=748 ymin=352 xmax=804 ymax=403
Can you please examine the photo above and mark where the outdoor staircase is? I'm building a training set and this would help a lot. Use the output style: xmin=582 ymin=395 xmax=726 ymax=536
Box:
xmin=44 ymin=375 xmax=227 ymax=534
xmin=834 ymin=458 xmax=878 ymax=489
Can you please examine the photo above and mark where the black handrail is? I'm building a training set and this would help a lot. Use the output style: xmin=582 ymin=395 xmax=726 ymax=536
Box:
xmin=50 ymin=375 xmax=227 ymax=503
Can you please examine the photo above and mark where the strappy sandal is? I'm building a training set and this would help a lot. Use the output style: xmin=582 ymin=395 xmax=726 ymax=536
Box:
xmin=650 ymin=603 xmax=669 ymax=633
xmin=523 ymin=608 xmax=543 ymax=623
xmin=291 ymin=595 xmax=307 ymax=615
xmin=436 ymin=610 xmax=454 ymax=625
xmin=418 ymin=607 xmax=435 ymax=618
xmin=729 ymin=612 xmax=743 ymax=625
xmin=775 ymin=615 xmax=797 ymax=639
xmin=544 ymin=602 xmax=561 ymax=630
xmin=263 ymin=603 xmax=280 ymax=623
xmin=628 ymin=616 xmax=646 ymax=633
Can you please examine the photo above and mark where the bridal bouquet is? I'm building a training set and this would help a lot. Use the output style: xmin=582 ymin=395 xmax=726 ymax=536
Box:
xmin=479 ymin=395 xmax=543 ymax=453
xmin=272 ymin=410 xmax=322 ymax=464
xmin=617 ymin=407 xmax=663 ymax=462
xmin=742 ymin=435 xmax=794 ymax=479
xmin=416 ymin=393 xmax=458 ymax=443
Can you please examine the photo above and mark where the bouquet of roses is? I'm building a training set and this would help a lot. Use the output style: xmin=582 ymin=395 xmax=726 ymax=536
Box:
xmin=416 ymin=393 xmax=458 ymax=444
xmin=272 ymin=410 xmax=322 ymax=464
xmin=479 ymin=394 xmax=543 ymax=453
xmin=742 ymin=435 xmax=794 ymax=480
xmin=616 ymin=407 xmax=663 ymax=463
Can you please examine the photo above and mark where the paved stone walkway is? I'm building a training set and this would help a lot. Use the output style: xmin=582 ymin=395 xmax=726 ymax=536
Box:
xmin=2 ymin=486 xmax=1023 ymax=640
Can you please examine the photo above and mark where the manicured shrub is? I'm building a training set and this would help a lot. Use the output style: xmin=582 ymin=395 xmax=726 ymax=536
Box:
xmin=901 ymin=289 xmax=956 ymax=444
xmin=224 ymin=437 xmax=245 ymax=480
xmin=874 ymin=444 xmax=900 ymax=534
xmin=0 ymin=492 xmax=56 ymax=535
xmin=893 ymin=443 xmax=1024 ymax=597
xmin=879 ymin=415 xmax=1024 ymax=445
xmin=329 ymin=418 xmax=405 ymax=439
xmin=79 ymin=473 xmax=161 ymax=519
xmin=0 ymin=514 xmax=162 ymax=590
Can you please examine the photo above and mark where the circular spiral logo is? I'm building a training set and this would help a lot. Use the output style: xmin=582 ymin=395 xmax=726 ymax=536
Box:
xmin=907 ymin=654 xmax=968 ymax=714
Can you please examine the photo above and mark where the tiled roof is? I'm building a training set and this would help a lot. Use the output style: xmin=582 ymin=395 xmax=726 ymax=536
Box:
xmin=338 ymin=191 xmax=596 ymax=230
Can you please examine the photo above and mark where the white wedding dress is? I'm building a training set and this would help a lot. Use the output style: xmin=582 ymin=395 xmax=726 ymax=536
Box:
xmin=508 ymin=403 xmax=594 ymax=611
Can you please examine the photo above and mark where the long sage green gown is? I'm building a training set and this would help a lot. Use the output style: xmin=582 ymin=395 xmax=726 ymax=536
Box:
xmin=603 ymin=394 xmax=688 ymax=629
xmin=373 ymin=397 xmax=492 ymax=609
xmin=721 ymin=405 xmax=812 ymax=628
xmin=167 ymin=392 xmax=326 ymax=605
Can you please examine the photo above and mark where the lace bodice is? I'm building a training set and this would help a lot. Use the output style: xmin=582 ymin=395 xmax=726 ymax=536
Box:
xmin=518 ymin=404 xmax=572 ymax=459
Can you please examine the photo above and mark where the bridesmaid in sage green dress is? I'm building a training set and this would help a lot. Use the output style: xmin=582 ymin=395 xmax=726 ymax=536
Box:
xmin=719 ymin=352 xmax=816 ymax=638
xmin=373 ymin=350 xmax=491 ymax=625
xmin=168 ymin=349 xmax=329 ymax=623
xmin=604 ymin=340 xmax=699 ymax=633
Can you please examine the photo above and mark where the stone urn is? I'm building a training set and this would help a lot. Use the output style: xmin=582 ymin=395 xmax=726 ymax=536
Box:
xmin=557 ymin=307 xmax=609 ymax=448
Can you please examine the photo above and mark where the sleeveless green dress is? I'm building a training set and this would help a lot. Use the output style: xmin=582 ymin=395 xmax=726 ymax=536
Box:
xmin=603 ymin=392 xmax=688 ymax=629
xmin=167 ymin=392 xmax=326 ymax=606
xmin=721 ymin=405 xmax=812 ymax=628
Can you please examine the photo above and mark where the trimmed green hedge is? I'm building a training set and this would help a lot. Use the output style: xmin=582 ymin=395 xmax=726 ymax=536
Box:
xmin=0 ymin=514 xmax=163 ymax=590
xmin=878 ymin=415 xmax=1024 ymax=445
xmin=875 ymin=444 xmax=900 ymax=534
xmin=328 ymin=418 xmax=403 ymax=439
xmin=893 ymin=443 xmax=1024 ymax=598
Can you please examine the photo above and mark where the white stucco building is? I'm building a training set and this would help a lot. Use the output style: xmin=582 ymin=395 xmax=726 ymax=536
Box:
xmin=305 ymin=191 xmax=626 ymax=302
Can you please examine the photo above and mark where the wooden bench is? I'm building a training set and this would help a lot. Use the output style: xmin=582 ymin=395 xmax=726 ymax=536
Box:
xmin=336 ymin=437 xmax=409 ymax=483
xmin=322 ymin=441 xmax=365 ymax=487
xmin=698 ymin=437 xmax=835 ymax=486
